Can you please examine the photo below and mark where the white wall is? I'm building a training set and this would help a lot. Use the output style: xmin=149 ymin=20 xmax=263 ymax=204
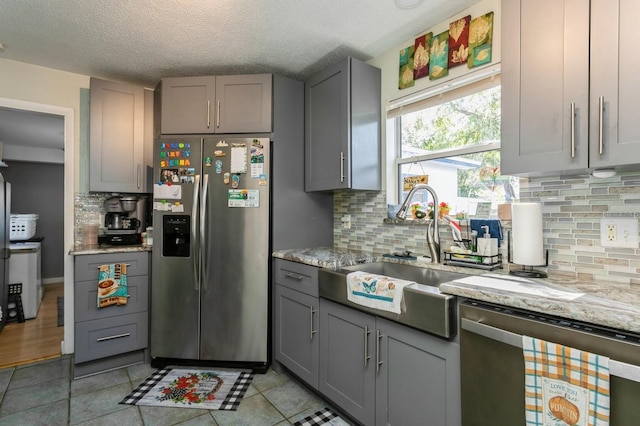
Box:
xmin=0 ymin=57 xmax=88 ymax=355
xmin=366 ymin=0 xmax=501 ymax=200
xmin=368 ymin=0 xmax=501 ymax=106
xmin=0 ymin=57 xmax=89 ymax=191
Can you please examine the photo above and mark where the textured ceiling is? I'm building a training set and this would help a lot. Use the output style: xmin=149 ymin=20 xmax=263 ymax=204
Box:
xmin=0 ymin=0 xmax=479 ymax=153
xmin=0 ymin=0 xmax=478 ymax=87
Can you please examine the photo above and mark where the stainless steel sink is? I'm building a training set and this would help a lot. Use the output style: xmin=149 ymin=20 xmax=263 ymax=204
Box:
xmin=318 ymin=262 xmax=468 ymax=339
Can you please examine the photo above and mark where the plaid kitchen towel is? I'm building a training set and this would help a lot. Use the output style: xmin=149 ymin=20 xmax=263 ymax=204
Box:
xmin=523 ymin=336 xmax=610 ymax=426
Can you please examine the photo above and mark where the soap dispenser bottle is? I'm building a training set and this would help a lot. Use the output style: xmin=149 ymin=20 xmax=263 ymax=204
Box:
xmin=477 ymin=225 xmax=498 ymax=262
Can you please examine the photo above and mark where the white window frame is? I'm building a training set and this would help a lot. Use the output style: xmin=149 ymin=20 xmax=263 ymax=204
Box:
xmin=386 ymin=64 xmax=501 ymax=204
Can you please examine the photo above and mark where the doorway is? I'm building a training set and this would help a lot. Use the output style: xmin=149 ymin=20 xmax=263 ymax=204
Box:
xmin=0 ymin=97 xmax=75 ymax=366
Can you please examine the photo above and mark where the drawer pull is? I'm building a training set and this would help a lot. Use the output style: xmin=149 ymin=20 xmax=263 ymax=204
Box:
xmin=282 ymin=271 xmax=304 ymax=281
xmin=96 ymin=263 xmax=131 ymax=269
xmin=96 ymin=333 xmax=131 ymax=342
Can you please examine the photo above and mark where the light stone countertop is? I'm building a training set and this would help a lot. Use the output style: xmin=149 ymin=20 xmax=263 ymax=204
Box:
xmin=273 ymin=247 xmax=640 ymax=335
xmin=70 ymin=244 xmax=152 ymax=256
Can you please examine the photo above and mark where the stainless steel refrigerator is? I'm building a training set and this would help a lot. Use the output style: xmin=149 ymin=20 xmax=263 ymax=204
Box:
xmin=0 ymin=177 xmax=10 ymax=332
xmin=151 ymin=137 xmax=272 ymax=370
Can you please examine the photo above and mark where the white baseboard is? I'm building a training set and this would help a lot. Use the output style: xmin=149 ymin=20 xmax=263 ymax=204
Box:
xmin=43 ymin=277 xmax=64 ymax=285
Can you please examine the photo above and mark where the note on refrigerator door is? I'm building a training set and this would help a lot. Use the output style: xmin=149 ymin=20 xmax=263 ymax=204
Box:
xmin=153 ymin=184 xmax=182 ymax=200
xmin=228 ymin=189 xmax=259 ymax=207
xmin=230 ymin=145 xmax=247 ymax=174
xmin=250 ymin=147 xmax=264 ymax=178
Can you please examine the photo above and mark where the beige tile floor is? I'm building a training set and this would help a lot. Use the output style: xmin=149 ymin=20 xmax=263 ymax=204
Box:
xmin=0 ymin=356 xmax=350 ymax=425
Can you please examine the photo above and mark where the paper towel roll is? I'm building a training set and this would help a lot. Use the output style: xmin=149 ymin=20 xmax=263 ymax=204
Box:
xmin=511 ymin=203 xmax=545 ymax=266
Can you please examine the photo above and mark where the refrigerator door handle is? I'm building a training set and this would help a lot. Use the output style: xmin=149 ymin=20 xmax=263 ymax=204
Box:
xmin=200 ymin=173 xmax=209 ymax=290
xmin=192 ymin=174 xmax=201 ymax=291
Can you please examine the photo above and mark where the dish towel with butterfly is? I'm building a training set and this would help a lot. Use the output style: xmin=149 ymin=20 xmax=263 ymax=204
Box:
xmin=523 ymin=336 xmax=610 ymax=426
xmin=97 ymin=263 xmax=129 ymax=308
xmin=346 ymin=271 xmax=414 ymax=314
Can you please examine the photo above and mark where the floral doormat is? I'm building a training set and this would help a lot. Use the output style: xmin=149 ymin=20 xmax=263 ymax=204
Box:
xmin=120 ymin=368 xmax=253 ymax=410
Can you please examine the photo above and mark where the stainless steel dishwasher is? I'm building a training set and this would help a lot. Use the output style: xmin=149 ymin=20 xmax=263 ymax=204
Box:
xmin=460 ymin=300 xmax=640 ymax=425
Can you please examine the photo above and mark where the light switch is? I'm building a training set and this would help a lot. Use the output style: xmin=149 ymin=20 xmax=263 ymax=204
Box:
xmin=600 ymin=217 xmax=638 ymax=248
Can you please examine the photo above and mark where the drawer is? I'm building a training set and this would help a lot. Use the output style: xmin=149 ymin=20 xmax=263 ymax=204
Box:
xmin=74 ymin=312 xmax=148 ymax=364
xmin=273 ymin=259 xmax=318 ymax=297
xmin=74 ymin=251 xmax=149 ymax=282
xmin=74 ymin=275 xmax=148 ymax=322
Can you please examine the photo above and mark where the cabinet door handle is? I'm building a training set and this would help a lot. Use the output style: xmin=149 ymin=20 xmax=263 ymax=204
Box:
xmin=598 ymin=96 xmax=604 ymax=155
xmin=376 ymin=329 xmax=383 ymax=373
xmin=282 ymin=271 xmax=304 ymax=281
xmin=570 ymin=102 xmax=576 ymax=158
xmin=310 ymin=307 xmax=317 ymax=340
xmin=340 ymin=151 xmax=345 ymax=183
xmin=216 ymin=100 xmax=221 ymax=128
xmin=96 ymin=333 xmax=130 ymax=342
xmin=207 ymin=100 xmax=211 ymax=129
xmin=364 ymin=325 xmax=372 ymax=367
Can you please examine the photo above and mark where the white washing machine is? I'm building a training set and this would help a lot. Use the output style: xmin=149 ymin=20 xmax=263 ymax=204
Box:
xmin=9 ymin=242 xmax=42 ymax=320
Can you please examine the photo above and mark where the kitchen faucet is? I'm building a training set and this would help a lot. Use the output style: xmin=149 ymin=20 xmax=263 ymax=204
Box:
xmin=395 ymin=184 xmax=441 ymax=264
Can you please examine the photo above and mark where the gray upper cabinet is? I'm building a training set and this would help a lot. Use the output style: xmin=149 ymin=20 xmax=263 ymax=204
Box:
xmin=589 ymin=0 xmax=640 ymax=169
xmin=215 ymin=74 xmax=272 ymax=133
xmin=160 ymin=74 xmax=272 ymax=135
xmin=89 ymin=77 xmax=146 ymax=193
xmin=305 ymin=57 xmax=381 ymax=192
xmin=160 ymin=76 xmax=215 ymax=134
xmin=501 ymin=0 xmax=640 ymax=176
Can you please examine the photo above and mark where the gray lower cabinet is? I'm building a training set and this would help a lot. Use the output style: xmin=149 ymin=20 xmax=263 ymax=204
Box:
xmin=319 ymin=298 xmax=461 ymax=426
xmin=73 ymin=251 xmax=149 ymax=378
xmin=319 ymin=298 xmax=376 ymax=425
xmin=305 ymin=57 xmax=381 ymax=191
xmin=89 ymin=77 xmax=148 ymax=193
xmin=376 ymin=317 xmax=461 ymax=426
xmin=273 ymin=259 xmax=320 ymax=388
xmin=275 ymin=286 xmax=319 ymax=388
xmin=501 ymin=0 xmax=640 ymax=176
xmin=159 ymin=74 xmax=272 ymax=135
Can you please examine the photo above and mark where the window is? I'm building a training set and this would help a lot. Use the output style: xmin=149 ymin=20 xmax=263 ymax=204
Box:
xmin=389 ymin=68 xmax=517 ymax=217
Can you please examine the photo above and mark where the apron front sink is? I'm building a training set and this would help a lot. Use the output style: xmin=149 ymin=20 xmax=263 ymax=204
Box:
xmin=318 ymin=262 xmax=468 ymax=339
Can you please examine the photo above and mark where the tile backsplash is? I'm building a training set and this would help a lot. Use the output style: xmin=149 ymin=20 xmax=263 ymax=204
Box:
xmin=334 ymin=171 xmax=640 ymax=284
xmin=74 ymin=192 xmax=110 ymax=246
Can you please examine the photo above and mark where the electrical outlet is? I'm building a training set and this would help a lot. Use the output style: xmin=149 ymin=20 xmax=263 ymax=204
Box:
xmin=341 ymin=215 xmax=351 ymax=229
xmin=601 ymin=217 xmax=638 ymax=248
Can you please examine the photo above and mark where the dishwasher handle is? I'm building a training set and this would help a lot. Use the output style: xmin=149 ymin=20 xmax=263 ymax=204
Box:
xmin=461 ymin=318 xmax=640 ymax=384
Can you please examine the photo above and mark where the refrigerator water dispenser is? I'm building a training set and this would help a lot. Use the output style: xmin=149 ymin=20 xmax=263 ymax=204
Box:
xmin=163 ymin=215 xmax=190 ymax=257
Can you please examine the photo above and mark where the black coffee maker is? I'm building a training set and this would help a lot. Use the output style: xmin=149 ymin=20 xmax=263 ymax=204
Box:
xmin=99 ymin=196 xmax=144 ymax=245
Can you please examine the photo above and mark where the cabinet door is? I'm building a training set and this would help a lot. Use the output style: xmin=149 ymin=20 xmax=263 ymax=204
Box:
xmin=590 ymin=0 xmax=640 ymax=168
xmin=215 ymin=74 xmax=272 ymax=133
xmin=89 ymin=77 xmax=145 ymax=192
xmin=501 ymin=0 xmax=589 ymax=175
xmin=275 ymin=286 xmax=319 ymax=388
xmin=319 ymin=299 xmax=376 ymax=426
xmin=376 ymin=318 xmax=461 ymax=426
xmin=305 ymin=59 xmax=349 ymax=191
xmin=161 ymin=76 xmax=215 ymax=134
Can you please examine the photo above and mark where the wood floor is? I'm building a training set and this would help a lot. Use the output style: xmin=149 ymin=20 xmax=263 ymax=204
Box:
xmin=0 ymin=282 xmax=64 ymax=369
